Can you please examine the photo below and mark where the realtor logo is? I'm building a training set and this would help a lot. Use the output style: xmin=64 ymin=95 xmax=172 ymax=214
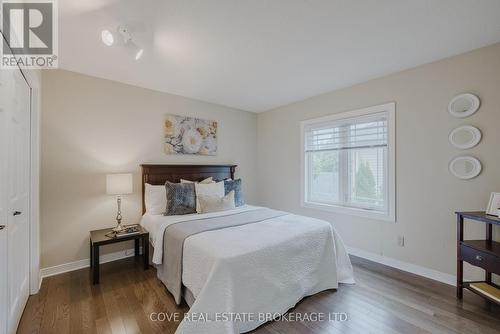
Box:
xmin=1 ymin=0 xmax=58 ymax=68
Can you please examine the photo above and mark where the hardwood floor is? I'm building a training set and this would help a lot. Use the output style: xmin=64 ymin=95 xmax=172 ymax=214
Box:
xmin=18 ymin=256 xmax=500 ymax=334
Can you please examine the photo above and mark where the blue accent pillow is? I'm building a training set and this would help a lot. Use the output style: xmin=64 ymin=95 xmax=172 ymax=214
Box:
xmin=165 ymin=181 xmax=196 ymax=215
xmin=224 ymin=179 xmax=244 ymax=207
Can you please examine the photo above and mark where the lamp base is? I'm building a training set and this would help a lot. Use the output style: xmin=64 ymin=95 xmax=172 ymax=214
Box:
xmin=112 ymin=222 xmax=124 ymax=232
xmin=113 ymin=196 xmax=124 ymax=232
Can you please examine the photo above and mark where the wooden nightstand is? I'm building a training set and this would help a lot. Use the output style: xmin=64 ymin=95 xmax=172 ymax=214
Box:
xmin=456 ymin=212 xmax=500 ymax=305
xmin=89 ymin=226 xmax=149 ymax=284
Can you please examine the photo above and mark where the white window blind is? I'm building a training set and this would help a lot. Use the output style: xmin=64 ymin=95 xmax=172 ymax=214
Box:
xmin=302 ymin=105 xmax=395 ymax=221
xmin=305 ymin=113 xmax=387 ymax=153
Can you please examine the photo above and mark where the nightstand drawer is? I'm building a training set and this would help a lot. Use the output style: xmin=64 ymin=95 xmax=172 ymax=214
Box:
xmin=460 ymin=243 xmax=500 ymax=274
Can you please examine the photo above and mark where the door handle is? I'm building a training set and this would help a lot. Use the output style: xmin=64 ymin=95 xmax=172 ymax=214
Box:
xmin=13 ymin=211 xmax=22 ymax=216
xmin=0 ymin=225 xmax=5 ymax=230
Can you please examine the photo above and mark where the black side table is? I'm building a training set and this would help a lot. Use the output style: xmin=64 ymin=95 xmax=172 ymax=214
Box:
xmin=89 ymin=226 xmax=149 ymax=284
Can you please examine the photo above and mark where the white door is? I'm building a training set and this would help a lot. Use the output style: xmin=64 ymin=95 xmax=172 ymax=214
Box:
xmin=0 ymin=67 xmax=31 ymax=334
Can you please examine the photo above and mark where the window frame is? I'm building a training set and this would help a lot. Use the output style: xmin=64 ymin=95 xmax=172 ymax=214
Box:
xmin=300 ymin=102 xmax=396 ymax=222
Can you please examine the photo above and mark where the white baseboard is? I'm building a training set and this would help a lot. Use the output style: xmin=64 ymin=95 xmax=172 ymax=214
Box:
xmin=40 ymin=245 xmax=455 ymax=288
xmin=347 ymin=246 xmax=456 ymax=286
xmin=40 ymin=247 xmax=141 ymax=279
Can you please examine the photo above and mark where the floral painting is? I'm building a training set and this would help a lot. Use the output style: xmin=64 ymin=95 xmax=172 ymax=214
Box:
xmin=164 ymin=115 xmax=218 ymax=155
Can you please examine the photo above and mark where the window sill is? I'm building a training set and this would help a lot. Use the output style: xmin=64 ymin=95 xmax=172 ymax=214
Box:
xmin=301 ymin=201 xmax=395 ymax=222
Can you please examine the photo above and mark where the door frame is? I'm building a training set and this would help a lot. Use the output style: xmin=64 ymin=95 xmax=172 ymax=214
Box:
xmin=20 ymin=68 xmax=41 ymax=295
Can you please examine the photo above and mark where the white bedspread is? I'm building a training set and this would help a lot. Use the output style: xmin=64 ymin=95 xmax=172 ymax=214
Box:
xmin=141 ymin=205 xmax=261 ymax=264
xmin=140 ymin=206 xmax=354 ymax=334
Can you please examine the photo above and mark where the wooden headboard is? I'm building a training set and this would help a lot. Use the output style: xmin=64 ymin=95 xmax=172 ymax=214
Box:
xmin=141 ymin=164 xmax=236 ymax=214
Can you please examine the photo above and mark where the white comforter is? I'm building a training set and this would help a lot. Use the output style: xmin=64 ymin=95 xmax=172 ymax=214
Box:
xmin=141 ymin=205 xmax=354 ymax=334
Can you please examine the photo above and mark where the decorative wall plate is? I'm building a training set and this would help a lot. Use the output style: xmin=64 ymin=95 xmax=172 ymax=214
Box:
xmin=448 ymin=93 xmax=480 ymax=118
xmin=449 ymin=125 xmax=481 ymax=149
xmin=448 ymin=156 xmax=482 ymax=180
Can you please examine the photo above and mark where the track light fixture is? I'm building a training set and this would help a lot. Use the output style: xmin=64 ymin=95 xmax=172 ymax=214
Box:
xmin=101 ymin=25 xmax=144 ymax=61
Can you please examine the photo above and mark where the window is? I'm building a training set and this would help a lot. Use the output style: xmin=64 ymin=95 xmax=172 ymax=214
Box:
xmin=301 ymin=103 xmax=395 ymax=221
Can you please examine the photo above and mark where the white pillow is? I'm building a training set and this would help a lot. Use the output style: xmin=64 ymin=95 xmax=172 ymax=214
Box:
xmin=198 ymin=191 xmax=235 ymax=213
xmin=144 ymin=183 xmax=166 ymax=215
xmin=180 ymin=177 xmax=214 ymax=184
xmin=194 ymin=181 xmax=225 ymax=213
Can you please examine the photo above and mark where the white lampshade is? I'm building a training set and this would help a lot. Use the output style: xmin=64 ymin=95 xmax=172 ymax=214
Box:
xmin=106 ymin=173 xmax=133 ymax=195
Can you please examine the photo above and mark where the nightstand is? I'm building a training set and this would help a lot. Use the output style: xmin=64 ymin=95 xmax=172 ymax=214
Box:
xmin=89 ymin=225 xmax=149 ymax=284
xmin=456 ymin=212 xmax=500 ymax=305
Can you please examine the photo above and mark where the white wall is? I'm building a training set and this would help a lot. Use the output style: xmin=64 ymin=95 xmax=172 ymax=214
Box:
xmin=257 ymin=43 xmax=500 ymax=281
xmin=41 ymin=70 xmax=257 ymax=269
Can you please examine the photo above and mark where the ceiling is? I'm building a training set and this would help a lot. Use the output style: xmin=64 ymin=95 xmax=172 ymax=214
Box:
xmin=60 ymin=0 xmax=500 ymax=112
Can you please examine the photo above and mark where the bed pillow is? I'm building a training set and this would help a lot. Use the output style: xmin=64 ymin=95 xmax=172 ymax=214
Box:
xmin=165 ymin=181 xmax=196 ymax=215
xmin=145 ymin=183 xmax=167 ymax=215
xmin=194 ymin=181 xmax=225 ymax=213
xmin=198 ymin=191 xmax=236 ymax=214
xmin=224 ymin=178 xmax=244 ymax=206
xmin=180 ymin=177 xmax=214 ymax=184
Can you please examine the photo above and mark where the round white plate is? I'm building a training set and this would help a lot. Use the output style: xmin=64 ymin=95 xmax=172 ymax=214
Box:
xmin=449 ymin=125 xmax=481 ymax=149
xmin=448 ymin=93 xmax=480 ymax=118
xmin=449 ymin=156 xmax=482 ymax=180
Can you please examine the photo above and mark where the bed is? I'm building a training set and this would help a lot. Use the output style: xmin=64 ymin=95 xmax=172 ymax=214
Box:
xmin=140 ymin=164 xmax=354 ymax=334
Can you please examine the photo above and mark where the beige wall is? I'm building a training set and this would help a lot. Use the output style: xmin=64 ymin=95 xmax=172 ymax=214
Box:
xmin=257 ymin=43 xmax=500 ymax=280
xmin=42 ymin=45 xmax=500 ymax=280
xmin=41 ymin=70 xmax=257 ymax=268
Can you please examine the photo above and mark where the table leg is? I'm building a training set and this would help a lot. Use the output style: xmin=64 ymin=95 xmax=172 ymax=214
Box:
xmin=486 ymin=223 xmax=492 ymax=284
xmin=135 ymin=238 xmax=140 ymax=256
xmin=89 ymin=239 xmax=93 ymax=269
xmin=92 ymin=245 xmax=100 ymax=284
xmin=456 ymin=214 xmax=463 ymax=299
xmin=143 ymin=236 xmax=149 ymax=270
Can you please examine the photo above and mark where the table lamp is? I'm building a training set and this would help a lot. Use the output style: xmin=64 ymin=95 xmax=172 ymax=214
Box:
xmin=106 ymin=173 xmax=133 ymax=231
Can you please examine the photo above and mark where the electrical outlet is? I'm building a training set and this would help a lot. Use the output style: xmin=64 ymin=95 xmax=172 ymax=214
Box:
xmin=397 ymin=235 xmax=405 ymax=247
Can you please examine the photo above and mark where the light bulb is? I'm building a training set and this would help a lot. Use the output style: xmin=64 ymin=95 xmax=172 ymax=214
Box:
xmin=101 ymin=30 xmax=114 ymax=46
xmin=135 ymin=48 xmax=144 ymax=60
